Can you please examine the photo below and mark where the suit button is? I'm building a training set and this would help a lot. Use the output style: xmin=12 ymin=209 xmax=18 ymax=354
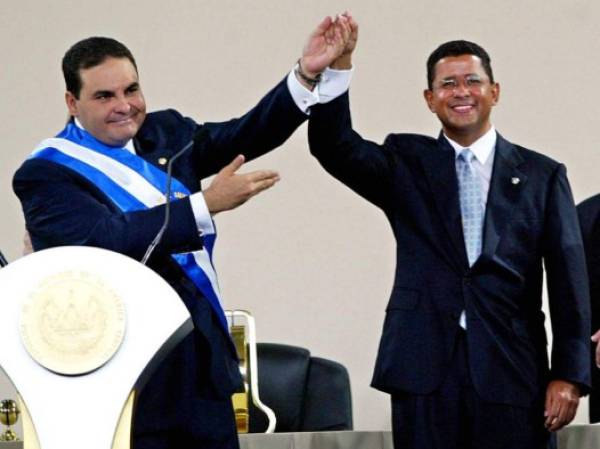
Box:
xmin=463 ymin=277 xmax=471 ymax=286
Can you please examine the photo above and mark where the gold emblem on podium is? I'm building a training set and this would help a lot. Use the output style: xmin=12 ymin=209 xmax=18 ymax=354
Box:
xmin=0 ymin=399 xmax=20 ymax=441
xmin=19 ymin=271 xmax=126 ymax=375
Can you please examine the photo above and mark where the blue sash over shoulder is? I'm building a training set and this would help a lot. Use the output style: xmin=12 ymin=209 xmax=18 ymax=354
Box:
xmin=31 ymin=122 xmax=229 ymax=333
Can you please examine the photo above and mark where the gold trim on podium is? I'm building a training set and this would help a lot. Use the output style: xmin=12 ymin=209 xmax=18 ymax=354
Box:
xmin=226 ymin=310 xmax=276 ymax=434
xmin=111 ymin=390 xmax=136 ymax=449
xmin=231 ymin=325 xmax=249 ymax=433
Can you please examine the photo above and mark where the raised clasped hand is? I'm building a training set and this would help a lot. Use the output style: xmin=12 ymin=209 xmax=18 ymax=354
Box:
xmin=331 ymin=12 xmax=358 ymax=69
xmin=300 ymin=13 xmax=353 ymax=78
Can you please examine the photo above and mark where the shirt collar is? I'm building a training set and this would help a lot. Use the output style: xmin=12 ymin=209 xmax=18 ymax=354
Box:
xmin=73 ymin=117 xmax=136 ymax=154
xmin=444 ymin=126 xmax=496 ymax=165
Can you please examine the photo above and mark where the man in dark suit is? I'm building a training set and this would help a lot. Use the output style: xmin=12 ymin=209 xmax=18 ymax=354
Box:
xmin=307 ymin=20 xmax=591 ymax=449
xmin=13 ymin=16 xmax=352 ymax=449
xmin=578 ymin=194 xmax=600 ymax=422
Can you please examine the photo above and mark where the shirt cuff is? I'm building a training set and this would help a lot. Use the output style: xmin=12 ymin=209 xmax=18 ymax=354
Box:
xmin=318 ymin=66 xmax=353 ymax=103
xmin=286 ymin=69 xmax=320 ymax=115
xmin=189 ymin=192 xmax=215 ymax=236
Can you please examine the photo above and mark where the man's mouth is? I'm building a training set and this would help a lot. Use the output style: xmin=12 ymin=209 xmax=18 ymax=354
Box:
xmin=109 ymin=116 xmax=134 ymax=125
xmin=450 ymin=104 xmax=475 ymax=114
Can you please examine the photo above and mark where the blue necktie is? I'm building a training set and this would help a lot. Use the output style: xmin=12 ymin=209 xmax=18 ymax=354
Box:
xmin=456 ymin=149 xmax=483 ymax=266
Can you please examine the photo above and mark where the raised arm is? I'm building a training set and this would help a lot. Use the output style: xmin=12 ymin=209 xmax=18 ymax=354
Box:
xmin=307 ymin=15 xmax=394 ymax=210
xmin=196 ymin=15 xmax=352 ymax=178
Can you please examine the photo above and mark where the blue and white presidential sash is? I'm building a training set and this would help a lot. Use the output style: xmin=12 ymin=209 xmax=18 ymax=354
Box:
xmin=31 ymin=122 xmax=229 ymax=333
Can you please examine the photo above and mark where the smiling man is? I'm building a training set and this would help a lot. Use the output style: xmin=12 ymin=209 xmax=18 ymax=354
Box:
xmin=65 ymin=56 xmax=146 ymax=146
xmin=13 ymin=16 xmax=352 ymax=449
xmin=308 ymin=33 xmax=591 ymax=449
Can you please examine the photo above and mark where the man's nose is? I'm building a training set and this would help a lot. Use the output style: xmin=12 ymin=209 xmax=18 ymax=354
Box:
xmin=113 ymin=97 xmax=131 ymax=113
xmin=453 ymin=82 xmax=471 ymax=97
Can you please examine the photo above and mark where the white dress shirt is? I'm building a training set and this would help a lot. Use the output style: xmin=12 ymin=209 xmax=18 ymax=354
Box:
xmin=286 ymin=66 xmax=354 ymax=113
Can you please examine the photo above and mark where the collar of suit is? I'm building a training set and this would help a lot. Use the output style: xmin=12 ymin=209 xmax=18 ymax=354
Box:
xmin=444 ymin=126 xmax=497 ymax=166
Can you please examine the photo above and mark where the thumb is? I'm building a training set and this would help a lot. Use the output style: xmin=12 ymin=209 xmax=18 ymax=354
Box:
xmin=221 ymin=154 xmax=245 ymax=175
xmin=592 ymin=329 xmax=600 ymax=342
xmin=544 ymin=385 xmax=554 ymax=416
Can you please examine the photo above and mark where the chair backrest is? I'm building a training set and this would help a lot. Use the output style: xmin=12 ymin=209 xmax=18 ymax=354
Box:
xmin=248 ymin=343 xmax=353 ymax=433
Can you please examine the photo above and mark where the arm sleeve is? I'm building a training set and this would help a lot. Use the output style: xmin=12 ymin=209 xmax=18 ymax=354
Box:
xmin=13 ymin=158 xmax=204 ymax=262
xmin=194 ymin=77 xmax=308 ymax=179
xmin=189 ymin=192 xmax=213 ymax=235
xmin=307 ymin=91 xmax=394 ymax=210
xmin=286 ymin=66 xmax=354 ymax=113
xmin=544 ymin=164 xmax=592 ymax=392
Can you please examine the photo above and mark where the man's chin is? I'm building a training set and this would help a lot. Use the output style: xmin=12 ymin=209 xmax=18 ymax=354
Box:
xmin=445 ymin=119 xmax=481 ymax=134
xmin=109 ymin=126 xmax=139 ymax=144
xmin=102 ymin=132 xmax=136 ymax=147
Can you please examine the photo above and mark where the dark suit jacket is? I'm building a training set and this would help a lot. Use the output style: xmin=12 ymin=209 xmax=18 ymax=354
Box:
xmin=577 ymin=194 xmax=600 ymax=421
xmin=13 ymin=78 xmax=306 ymax=439
xmin=308 ymin=92 xmax=591 ymax=407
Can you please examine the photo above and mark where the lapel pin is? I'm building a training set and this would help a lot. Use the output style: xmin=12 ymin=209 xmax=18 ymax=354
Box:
xmin=174 ymin=192 xmax=187 ymax=199
xmin=158 ymin=157 xmax=168 ymax=166
xmin=511 ymin=177 xmax=520 ymax=185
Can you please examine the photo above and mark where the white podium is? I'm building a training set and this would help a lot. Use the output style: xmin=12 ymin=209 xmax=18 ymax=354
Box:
xmin=0 ymin=247 xmax=191 ymax=449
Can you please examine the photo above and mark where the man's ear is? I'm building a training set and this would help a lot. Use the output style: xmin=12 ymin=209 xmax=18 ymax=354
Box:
xmin=491 ymin=82 xmax=500 ymax=106
xmin=65 ymin=91 xmax=78 ymax=117
xmin=423 ymin=89 xmax=435 ymax=113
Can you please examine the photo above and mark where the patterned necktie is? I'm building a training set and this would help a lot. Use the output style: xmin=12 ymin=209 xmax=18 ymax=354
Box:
xmin=456 ymin=149 xmax=483 ymax=266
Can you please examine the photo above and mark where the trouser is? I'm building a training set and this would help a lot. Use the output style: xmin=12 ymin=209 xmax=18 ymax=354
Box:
xmin=590 ymin=348 xmax=600 ymax=423
xmin=390 ymin=331 xmax=553 ymax=449
xmin=132 ymin=329 xmax=240 ymax=449
xmin=133 ymin=393 xmax=239 ymax=449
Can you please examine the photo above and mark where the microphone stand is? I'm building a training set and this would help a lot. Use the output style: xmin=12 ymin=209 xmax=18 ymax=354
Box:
xmin=141 ymin=140 xmax=194 ymax=265
xmin=141 ymin=129 xmax=209 ymax=265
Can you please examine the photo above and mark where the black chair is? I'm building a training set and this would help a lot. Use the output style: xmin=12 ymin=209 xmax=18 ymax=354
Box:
xmin=248 ymin=343 xmax=353 ymax=433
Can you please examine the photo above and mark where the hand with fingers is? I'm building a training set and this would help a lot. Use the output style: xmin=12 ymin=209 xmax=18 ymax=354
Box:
xmin=297 ymin=13 xmax=353 ymax=88
xmin=544 ymin=380 xmax=580 ymax=432
xmin=331 ymin=12 xmax=358 ymax=70
xmin=203 ymin=155 xmax=280 ymax=215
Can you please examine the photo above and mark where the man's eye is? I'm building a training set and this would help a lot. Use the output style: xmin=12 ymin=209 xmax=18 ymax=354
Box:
xmin=440 ymin=80 xmax=457 ymax=89
xmin=466 ymin=77 xmax=482 ymax=86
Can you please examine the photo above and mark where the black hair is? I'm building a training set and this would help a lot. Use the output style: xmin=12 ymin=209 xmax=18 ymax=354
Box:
xmin=426 ymin=40 xmax=493 ymax=89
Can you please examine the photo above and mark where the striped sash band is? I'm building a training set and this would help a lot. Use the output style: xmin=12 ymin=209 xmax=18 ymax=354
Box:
xmin=31 ymin=123 xmax=229 ymax=333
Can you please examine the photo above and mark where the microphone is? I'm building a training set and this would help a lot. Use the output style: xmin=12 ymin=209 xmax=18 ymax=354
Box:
xmin=141 ymin=128 xmax=210 ymax=265
xmin=0 ymin=249 xmax=8 ymax=267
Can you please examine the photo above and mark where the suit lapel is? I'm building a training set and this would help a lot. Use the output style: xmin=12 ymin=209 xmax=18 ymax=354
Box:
xmin=481 ymin=133 xmax=527 ymax=259
xmin=420 ymin=134 xmax=469 ymax=268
